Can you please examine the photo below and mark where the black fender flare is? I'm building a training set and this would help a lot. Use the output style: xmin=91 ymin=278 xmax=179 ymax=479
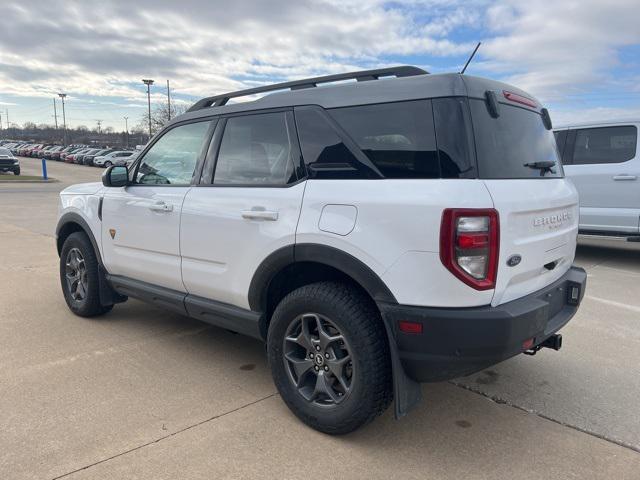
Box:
xmin=249 ymin=243 xmax=422 ymax=418
xmin=248 ymin=243 xmax=397 ymax=313
xmin=56 ymin=212 xmax=103 ymax=264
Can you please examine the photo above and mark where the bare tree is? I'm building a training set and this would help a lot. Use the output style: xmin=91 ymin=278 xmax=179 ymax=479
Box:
xmin=137 ymin=102 xmax=190 ymax=135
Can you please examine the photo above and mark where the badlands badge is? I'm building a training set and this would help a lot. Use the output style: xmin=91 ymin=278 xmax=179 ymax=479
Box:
xmin=109 ymin=228 xmax=116 ymax=239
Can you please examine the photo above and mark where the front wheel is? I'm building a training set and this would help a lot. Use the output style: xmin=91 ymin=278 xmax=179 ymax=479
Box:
xmin=267 ymin=282 xmax=392 ymax=434
xmin=60 ymin=232 xmax=113 ymax=317
xmin=13 ymin=168 xmax=20 ymax=175
xmin=104 ymin=161 xmax=112 ymax=168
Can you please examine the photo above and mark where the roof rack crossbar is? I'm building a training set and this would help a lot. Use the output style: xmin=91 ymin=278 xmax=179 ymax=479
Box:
xmin=187 ymin=65 xmax=428 ymax=112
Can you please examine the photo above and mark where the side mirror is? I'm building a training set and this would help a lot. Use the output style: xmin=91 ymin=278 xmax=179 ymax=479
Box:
xmin=102 ymin=165 xmax=129 ymax=187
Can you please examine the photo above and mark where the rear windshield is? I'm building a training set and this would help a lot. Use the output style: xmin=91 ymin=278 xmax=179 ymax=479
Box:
xmin=470 ymin=99 xmax=562 ymax=178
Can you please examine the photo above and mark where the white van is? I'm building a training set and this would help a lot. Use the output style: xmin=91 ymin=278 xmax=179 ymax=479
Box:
xmin=555 ymin=121 xmax=639 ymax=237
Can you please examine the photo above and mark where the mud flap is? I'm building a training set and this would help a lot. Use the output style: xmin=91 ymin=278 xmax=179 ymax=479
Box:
xmin=379 ymin=310 xmax=423 ymax=418
xmin=98 ymin=266 xmax=127 ymax=307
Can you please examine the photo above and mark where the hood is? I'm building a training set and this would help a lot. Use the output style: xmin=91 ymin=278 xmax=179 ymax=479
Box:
xmin=61 ymin=182 xmax=104 ymax=195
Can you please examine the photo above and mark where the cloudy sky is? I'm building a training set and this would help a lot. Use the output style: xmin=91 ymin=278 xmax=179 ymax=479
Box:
xmin=1 ymin=0 xmax=639 ymax=131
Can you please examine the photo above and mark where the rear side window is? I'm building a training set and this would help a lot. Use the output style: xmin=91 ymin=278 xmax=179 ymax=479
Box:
xmin=329 ymin=100 xmax=440 ymax=178
xmin=294 ymin=107 xmax=377 ymax=179
xmin=572 ymin=126 xmax=637 ymax=165
xmin=214 ymin=112 xmax=296 ymax=185
xmin=432 ymin=97 xmax=476 ymax=178
xmin=469 ymin=99 xmax=562 ymax=178
xmin=554 ymin=130 xmax=568 ymax=159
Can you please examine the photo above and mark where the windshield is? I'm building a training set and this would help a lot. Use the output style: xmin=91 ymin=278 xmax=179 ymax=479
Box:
xmin=0 ymin=148 xmax=12 ymax=156
xmin=470 ymin=99 xmax=563 ymax=179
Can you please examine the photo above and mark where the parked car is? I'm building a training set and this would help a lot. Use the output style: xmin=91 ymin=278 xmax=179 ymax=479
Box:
xmin=28 ymin=144 xmax=45 ymax=157
xmin=0 ymin=147 xmax=20 ymax=175
xmin=18 ymin=143 xmax=38 ymax=156
xmin=38 ymin=145 xmax=57 ymax=158
xmin=11 ymin=143 xmax=29 ymax=155
xmin=54 ymin=146 xmax=75 ymax=161
xmin=74 ymin=148 xmax=102 ymax=165
xmin=46 ymin=146 xmax=64 ymax=159
xmin=56 ymin=66 xmax=587 ymax=434
xmin=83 ymin=148 xmax=113 ymax=166
xmin=93 ymin=150 xmax=137 ymax=167
xmin=65 ymin=148 xmax=92 ymax=163
xmin=554 ymin=121 xmax=639 ymax=239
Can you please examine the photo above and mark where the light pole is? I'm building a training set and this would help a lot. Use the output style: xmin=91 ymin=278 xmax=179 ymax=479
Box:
xmin=142 ymin=79 xmax=154 ymax=139
xmin=52 ymin=98 xmax=59 ymax=130
xmin=58 ymin=93 xmax=67 ymax=146
xmin=166 ymin=80 xmax=171 ymax=121
xmin=124 ymin=116 xmax=129 ymax=148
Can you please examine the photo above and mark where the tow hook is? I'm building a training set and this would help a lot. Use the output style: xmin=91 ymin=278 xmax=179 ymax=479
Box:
xmin=524 ymin=334 xmax=562 ymax=356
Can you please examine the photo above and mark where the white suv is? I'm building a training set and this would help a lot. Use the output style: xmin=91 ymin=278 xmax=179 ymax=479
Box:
xmin=93 ymin=150 xmax=137 ymax=167
xmin=56 ymin=67 xmax=587 ymax=434
xmin=554 ymin=121 xmax=640 ymax=238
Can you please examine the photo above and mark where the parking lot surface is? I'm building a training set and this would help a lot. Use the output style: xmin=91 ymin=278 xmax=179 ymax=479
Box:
xmin=1 ymin=157 xmax=639 ymax=479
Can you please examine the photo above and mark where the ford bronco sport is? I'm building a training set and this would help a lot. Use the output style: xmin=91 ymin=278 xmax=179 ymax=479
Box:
xmin=56 ymin=66 xmax=587 ymax=434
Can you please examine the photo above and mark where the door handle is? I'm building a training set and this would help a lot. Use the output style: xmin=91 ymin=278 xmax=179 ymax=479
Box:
xmin=148 ymin=201 xmax=173 ymax=212
xmin=613 ymin=175 xmax=637 ymax=181
xmin=241 ymin=209 xmax=278 ymax=221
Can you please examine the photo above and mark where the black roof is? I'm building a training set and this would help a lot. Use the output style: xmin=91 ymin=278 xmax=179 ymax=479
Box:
xmin=173 ymin=67 xmax=541 ymax=125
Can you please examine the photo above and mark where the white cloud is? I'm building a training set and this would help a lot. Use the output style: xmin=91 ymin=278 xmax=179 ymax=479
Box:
xmin=1 ymin=0 xmax=639 ymax=128
xmin=551 ymin=106 xmax=640 ymax=127
xmin=0 ymin=0 xmax=472 ymax=103
xmin=479 ymin=0 xmax=640 ymax=101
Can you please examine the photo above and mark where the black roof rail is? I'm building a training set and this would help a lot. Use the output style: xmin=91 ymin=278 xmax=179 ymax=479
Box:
xmin=187 ymin=66 xmax=428 ymax=112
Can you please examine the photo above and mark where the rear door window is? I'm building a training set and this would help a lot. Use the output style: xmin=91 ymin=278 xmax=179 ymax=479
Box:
xmin=213 ymin=111 xmax=297 ymax=186
xmin=572 ymin=126 xmax=637 ymax=165
xmin=469 ymin=99 xmax=562 ymax=178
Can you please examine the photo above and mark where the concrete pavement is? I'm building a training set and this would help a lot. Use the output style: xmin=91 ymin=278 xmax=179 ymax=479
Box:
xmin=1 ymin=157 xmax=638 ymax=479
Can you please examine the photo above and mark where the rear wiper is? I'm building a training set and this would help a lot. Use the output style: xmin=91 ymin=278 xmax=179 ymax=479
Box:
xmin=524 ymin=160 xmax=556 ymax=176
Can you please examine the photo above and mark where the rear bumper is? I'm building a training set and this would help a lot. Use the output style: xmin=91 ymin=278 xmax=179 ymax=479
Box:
xmin=379 ymin=266 xmax=587 ymax=382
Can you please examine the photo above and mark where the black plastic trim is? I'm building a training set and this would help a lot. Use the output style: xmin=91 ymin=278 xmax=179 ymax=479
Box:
xmin=106 ymin=274 xmax=262 ymax=339
xmin=185 ymin=295 xmax=262 ymax=339
xmin=248 ymin=244 xmax=397 ymax=312
xmin=248 ymin=245 xmax=296 ymax=312
xmin=380 ymin=266 xmax=587 ymax=383
xmin=295 ymin=244 xmax=396 ymax=302
xmin=55 ymin=212 xmax=102 ymax=264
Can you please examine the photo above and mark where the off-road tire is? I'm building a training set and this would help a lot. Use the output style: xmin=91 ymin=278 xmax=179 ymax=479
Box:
xmin=268 ymin=281 xmax=393 ymax=435
xmin=60 ymin=232 xmax=113 ymax=317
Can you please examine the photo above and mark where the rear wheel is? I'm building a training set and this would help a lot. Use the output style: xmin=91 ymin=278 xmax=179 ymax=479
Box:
xmin=60 ymin=232 xmax=112 ymax=317
xmin=268 ymin=282 xmax=392 ymax=434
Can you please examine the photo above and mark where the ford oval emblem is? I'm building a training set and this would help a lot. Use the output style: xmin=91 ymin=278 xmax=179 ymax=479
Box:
xmin=507 ymin=254 xmax=522 ymax=267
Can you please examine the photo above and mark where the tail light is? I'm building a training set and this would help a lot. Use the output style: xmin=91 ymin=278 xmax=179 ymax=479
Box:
xmin=440 ymin=208 xmax=499 ymax=290
xmin=503 ymin=90 xmax=537 ymax=108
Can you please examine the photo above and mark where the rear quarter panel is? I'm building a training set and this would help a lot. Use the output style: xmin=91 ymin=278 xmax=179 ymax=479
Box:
xmin=296 ymin=179 xmax=495 ymax=307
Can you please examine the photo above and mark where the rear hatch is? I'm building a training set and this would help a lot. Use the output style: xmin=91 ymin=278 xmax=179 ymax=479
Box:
xmin=468 ymin=92 xmax=578 ymax=307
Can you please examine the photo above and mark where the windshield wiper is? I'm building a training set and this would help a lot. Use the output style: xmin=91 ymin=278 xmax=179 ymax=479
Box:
xmin=524 ymin=160 xmax=556 ymax=176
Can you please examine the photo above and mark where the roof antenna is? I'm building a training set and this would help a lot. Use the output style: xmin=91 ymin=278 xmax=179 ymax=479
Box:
xmin=460 ymin=42 xmax=481 ymax=74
